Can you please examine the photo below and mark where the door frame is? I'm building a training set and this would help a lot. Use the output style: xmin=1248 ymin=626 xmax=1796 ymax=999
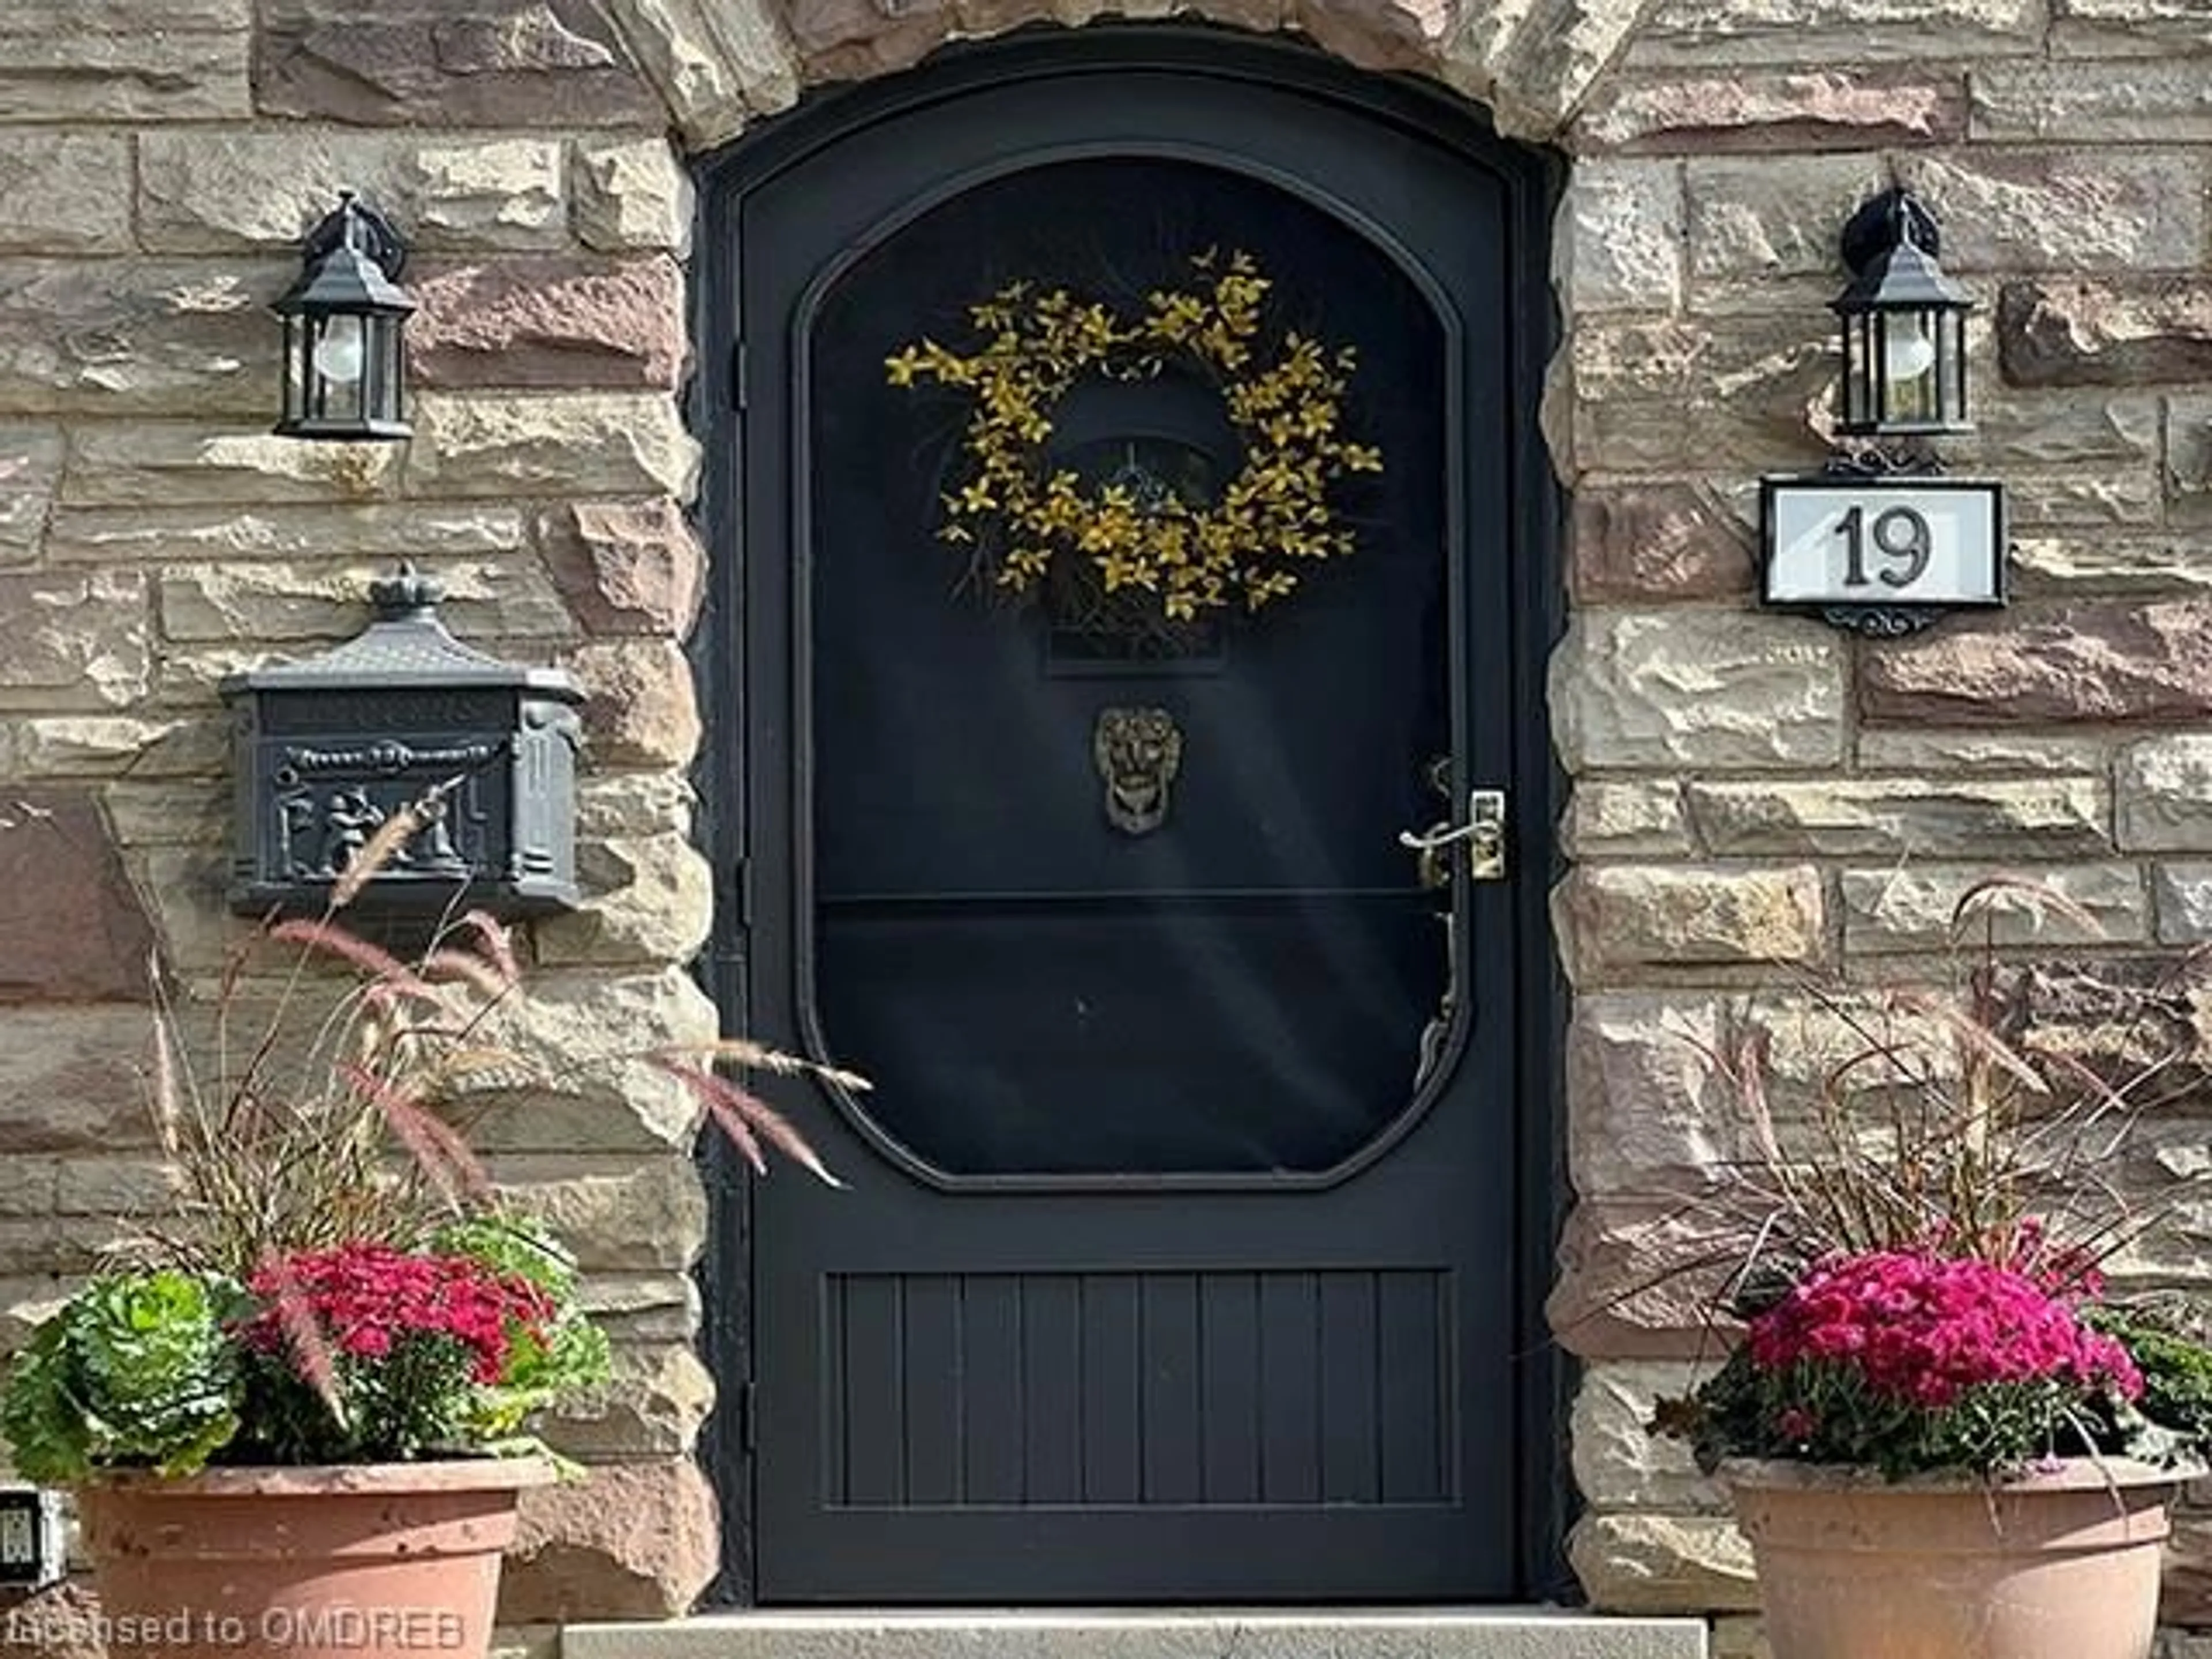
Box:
xmin=690 ymin=24 xmax=1570 ymax=1606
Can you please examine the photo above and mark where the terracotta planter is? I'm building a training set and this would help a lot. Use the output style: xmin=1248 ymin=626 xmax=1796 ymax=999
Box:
xmin=73 ymin=1460 xmax=551 ymax=1659
xmin=1728 ymin=1457 xmax=2187 ymax=1659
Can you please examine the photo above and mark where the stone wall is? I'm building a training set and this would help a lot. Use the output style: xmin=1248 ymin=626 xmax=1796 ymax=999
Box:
xmin=0 ymin=0 xmax=721 ymax=1626
xmin=1542 ymin=5 xmax=2212 ymax=1627
xmin=3 ymin=0 xmax=2212 ymax=1642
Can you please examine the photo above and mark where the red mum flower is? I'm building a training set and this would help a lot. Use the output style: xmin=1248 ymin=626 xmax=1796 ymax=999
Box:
xmin=245 ymin=1243 xmax=553 ymax=1393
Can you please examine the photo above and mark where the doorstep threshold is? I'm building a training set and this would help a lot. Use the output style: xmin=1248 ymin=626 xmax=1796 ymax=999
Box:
xmin=560 ymin=1608 xmax=1709 ymax=1659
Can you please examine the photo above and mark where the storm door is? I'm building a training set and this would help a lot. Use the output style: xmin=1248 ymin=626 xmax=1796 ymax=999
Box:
xmin=705 ymin=33 xmax=1555 ymax=1604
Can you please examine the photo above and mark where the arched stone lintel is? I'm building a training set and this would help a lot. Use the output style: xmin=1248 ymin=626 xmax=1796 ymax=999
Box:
xmin=600 ymin=0 xmax=1667 ymax=153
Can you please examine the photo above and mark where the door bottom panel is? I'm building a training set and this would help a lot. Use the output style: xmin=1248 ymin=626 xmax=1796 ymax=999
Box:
xmin=821 ymin=1268 xmax=1456 ymax=1510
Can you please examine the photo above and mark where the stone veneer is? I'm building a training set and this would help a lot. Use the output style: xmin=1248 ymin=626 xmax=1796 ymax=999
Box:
xmin=5 ymin=0 xmax=2212 ymax=1646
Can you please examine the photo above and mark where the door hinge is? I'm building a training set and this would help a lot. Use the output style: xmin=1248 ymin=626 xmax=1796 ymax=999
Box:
xmin=715 ymin=857 xmax=753 ymax=931
xmin=730 ymin=340 xmax=748 ymax=411
xmin=736 ymin=1378 xmax=757 ymax=1454
xmin=731 ymin=856 xmax=754 ymax=929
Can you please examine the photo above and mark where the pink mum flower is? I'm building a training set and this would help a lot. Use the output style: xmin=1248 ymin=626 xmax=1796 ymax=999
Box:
xmin=1747 ymin=1250 xmax=2142 ymax=1408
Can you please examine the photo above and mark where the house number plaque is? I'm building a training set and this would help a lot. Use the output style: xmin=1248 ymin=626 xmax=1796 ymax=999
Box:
xmin=1760 ymin=474 xmax=2007 ymax=637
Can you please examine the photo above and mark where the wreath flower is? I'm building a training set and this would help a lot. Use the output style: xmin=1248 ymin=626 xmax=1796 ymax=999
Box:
xmin=885 ymin=250 xmax=1383 ymax=623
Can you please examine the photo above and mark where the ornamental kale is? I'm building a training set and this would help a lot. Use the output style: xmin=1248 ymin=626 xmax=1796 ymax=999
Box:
xmin=2084 ymin=1302 xmax=2212 ymax=1459
xmin=0 ymin=1271 xmax=243 ymax=1483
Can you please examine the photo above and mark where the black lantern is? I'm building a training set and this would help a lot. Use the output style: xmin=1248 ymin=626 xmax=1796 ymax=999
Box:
xmin=273 ymin=191 xmax=415 ymax=442
xmin=222 ymin=565 xmax=582 ymax=920
xmin=1831 ymin=188 xmax=1974 ymax=439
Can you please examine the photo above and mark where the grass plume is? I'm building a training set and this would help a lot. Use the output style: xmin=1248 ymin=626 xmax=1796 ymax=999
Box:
xmin=1566 ymin=879 xmax=2212 ymax=1349
xmin=123 ymin=785 xmax=844 ymax=1280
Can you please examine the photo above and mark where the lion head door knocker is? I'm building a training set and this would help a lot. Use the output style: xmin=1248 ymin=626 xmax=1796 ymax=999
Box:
xmin=1093 ymin=707 xmax=1183 ymax=836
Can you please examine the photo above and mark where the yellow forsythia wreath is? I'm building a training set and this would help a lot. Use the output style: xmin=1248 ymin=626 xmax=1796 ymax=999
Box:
xmin=885 ymin=249 xmax=1383 ymax=622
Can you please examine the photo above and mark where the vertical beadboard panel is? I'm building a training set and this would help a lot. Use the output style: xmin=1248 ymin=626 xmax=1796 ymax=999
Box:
xmin=1199 ymin=1270 xmax=1262 ymax=1503
xmin=900 ymin=1274 xmax=964 ymax=1504
xmin=961 ymin=1274 xmax=1026 ymax=1502
xmin=1139 ymin=1272 xmax=1203 ymax=1503
xmin=823 ymin=1274 xmax=850 ymax=1504
xmin=1377 ymin=1268 xmax=1447 ymax=1502
xmin=1259 ymin=1270 xmax=1323 ymax=1503
xmin=1021 ymin=1273 xmax=1085 ymax=1503
xmin=842 ymin=1274 xmax=906 ymax=1505
xmin=823 ymin=1268 xmax=1446 ymax=1508
xmin=1318 ymin=1270 xmax=1381 ymax=1503
xmin=1080 ymin=1272 xmax=1143 ymax=1503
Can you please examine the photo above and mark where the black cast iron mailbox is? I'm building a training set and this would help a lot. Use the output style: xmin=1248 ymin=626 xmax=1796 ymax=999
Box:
xmin=224 ymin=565 xmax=582 ymax=919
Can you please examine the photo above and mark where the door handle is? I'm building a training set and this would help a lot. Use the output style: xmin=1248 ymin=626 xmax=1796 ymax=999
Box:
xmin=1399 ymin=789 xmax=1508 ymax=885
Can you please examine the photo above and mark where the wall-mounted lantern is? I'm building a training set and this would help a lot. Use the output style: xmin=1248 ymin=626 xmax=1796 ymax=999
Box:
xmin=223 ymin=565 xmax=582 ymax=921
xmin=1831 ymin=187 xmax=1974 ymax=440
xmin=273 ymin=191 xmax=415 ymax=442
xmin=1757 ymin=187 xmax=2006 ymax=638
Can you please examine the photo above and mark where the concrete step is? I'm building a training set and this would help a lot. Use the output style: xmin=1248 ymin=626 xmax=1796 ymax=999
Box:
xmin=560 ymin=1610 xmax=1708 ymax=1659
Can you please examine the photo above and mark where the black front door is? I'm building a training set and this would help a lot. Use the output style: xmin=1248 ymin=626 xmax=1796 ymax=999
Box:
xmin=703 ymin=32 xmax=1557 ymax=1605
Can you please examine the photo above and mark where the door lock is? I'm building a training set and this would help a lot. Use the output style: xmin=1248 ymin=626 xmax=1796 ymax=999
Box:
xmin=1400 ymin=789 xmax=1509 ymax=886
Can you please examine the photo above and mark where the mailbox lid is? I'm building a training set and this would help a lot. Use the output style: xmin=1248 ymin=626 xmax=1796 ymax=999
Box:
xmin=217 ymin=565 xmax=582 ymax=702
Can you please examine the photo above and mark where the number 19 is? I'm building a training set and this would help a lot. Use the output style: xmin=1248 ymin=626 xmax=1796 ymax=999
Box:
xmin=1835 ymin=505 xmax=1933 ymax=589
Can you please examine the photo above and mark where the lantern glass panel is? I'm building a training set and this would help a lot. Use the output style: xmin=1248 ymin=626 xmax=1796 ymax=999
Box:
xmin=1840 ymin=312 xmax=1873 ymax=430
xmin=313 ymin=313 xmax=368 ymax=427
xmin=1881 ymin=308 xmax=1940 ymax=429
xmin=369 ymin=312 xmax=406 ymax=427
xmin=281 ymin=315 xmax=309 ymax=426
xmin=1937 ymin=312 xmax=1966 ymax=426
xmin=313 ymin=314 xmax=368 ymax=393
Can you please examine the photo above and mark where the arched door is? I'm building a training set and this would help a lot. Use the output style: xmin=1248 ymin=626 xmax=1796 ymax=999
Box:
xmin=701 ymin=31 xmax=1559 ymax=1604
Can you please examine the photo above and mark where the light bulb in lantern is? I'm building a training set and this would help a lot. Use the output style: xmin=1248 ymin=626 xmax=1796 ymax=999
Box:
xmin=1882 ymin=316 xmax=1937 ymax=387
xmin=312 ymin=318 xmax=366 ymax=387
